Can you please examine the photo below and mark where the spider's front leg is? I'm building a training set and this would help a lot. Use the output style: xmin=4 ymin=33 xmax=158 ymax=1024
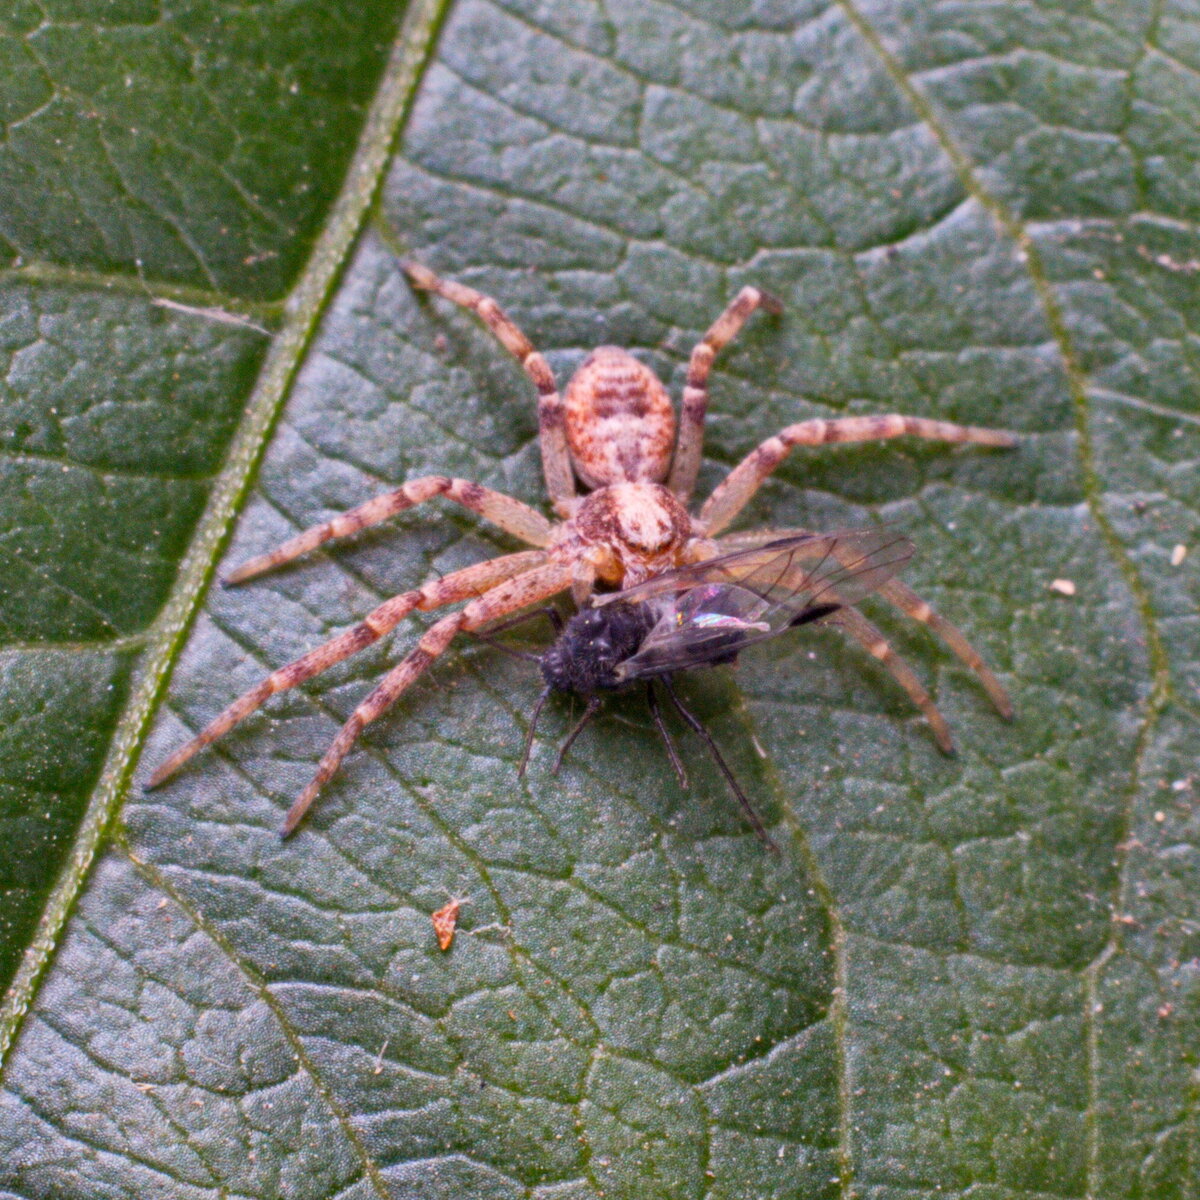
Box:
xmin=281 ymin=559 xmax=575 ymax=836
xmin=224 ymin=476 xmax=551 ymax=584
xmin=700 ymin=414 xmax=1016 ymax=535
xmin=146 ymin=550 xmax=548 ymax=790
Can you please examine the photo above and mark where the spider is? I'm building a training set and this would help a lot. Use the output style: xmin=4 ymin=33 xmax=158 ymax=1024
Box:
xmin=148 ymin=262 xmax=1015 ymax=836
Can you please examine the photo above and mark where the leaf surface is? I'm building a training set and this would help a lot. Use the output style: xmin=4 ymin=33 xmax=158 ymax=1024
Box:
xmin=2 ymin=2 xmax=1199 ymax=1198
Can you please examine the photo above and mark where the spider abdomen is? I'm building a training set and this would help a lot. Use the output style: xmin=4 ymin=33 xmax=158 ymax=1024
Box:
xmin=564 ymin=347 xmax=675 ymax=486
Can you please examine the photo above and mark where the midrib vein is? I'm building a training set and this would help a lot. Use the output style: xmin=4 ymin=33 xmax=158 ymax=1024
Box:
xmin=0 ymin=20 xmax=451 ymax=1184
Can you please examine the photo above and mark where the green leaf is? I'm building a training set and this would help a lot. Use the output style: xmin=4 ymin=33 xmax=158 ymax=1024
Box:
xmin=2 ymin=1 xmax=1199 ymax=1198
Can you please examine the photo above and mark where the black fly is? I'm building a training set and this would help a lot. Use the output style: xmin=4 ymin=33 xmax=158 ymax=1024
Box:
xmin=511 ymin=528 xmax=915 ymax=847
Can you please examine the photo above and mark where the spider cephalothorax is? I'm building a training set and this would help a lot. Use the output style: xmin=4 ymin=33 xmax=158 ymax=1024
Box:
xmin=149 ymin=262 xmax=1015 ymax=836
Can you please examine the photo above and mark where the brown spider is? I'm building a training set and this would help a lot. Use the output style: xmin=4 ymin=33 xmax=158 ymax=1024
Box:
xmin=148 ymin=262 xmax=1015 ymax=835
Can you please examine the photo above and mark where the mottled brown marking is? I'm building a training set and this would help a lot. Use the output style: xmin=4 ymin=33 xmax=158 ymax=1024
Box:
xmin=563 ymin=482 xmax=693 ymax=585
xmin=563 ymin=348 xmax=674 ymax=487
xmin=686 ymin=345 xmax=714 ymax=390
xmin=459 ymin=480 xmax=486 ymax=506
xmin=525 ymin=352 xmax=556 ymax=394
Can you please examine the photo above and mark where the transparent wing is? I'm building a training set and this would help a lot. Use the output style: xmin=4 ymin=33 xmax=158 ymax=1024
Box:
xmin=599 ymin=527 xmax=913 ymax=610
xmin=609 ymin=528 xmax=914 ymax=680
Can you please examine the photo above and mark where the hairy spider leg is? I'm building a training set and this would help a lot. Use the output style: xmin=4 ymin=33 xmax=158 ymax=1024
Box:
xmin=403 ymin=261 xmax=575 ymax=515
xmin=146 ymin=550 xmax=548 ymax=789
xmin=282 ymin=560 xmax=575 ymax=836
xmin=828 ymin=606 xmax=956 ymax=754
xmin=223 ymin=476 xmax=551 ymax=585
xmin=714 ymin=526 xmax=1012 ymax=718
xmin=661 ymin=676 xmax=776 ymax=849
xmin=700 ymin=415 xmax=1017 ymax=536
xmin=668 ymin=285 xmax=782 ymax=503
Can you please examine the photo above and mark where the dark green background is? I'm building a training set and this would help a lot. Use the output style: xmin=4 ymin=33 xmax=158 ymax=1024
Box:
xmin=1 ymin=1 xmax=1197 ymax=1197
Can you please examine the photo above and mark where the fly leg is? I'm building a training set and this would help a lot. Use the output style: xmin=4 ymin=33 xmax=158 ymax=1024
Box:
xmin=661 ymin=677 xmax=777 ymax=851
xmin=646 ymin=681 xmax=687 ymax=788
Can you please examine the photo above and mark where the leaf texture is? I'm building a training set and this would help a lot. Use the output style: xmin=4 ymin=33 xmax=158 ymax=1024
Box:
xmin=1 ymin=2 xmax=1198 ymax=1198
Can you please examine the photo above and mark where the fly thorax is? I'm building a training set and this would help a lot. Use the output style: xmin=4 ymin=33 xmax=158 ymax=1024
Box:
xmin=540 ymin=604 xmax=655 ymax=694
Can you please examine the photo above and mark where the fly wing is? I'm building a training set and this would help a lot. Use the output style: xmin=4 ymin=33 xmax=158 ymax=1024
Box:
xmin=610 ymin=528 xmax=914 ymax=681
xmin=599 ymin=528 xmax=914 ymax=611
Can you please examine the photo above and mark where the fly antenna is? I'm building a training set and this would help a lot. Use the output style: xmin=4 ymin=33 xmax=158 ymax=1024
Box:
xmin=661 ymin=677 xmax=778 ymax=852
xmin=518 ymin=686 xmax=553 ymax=777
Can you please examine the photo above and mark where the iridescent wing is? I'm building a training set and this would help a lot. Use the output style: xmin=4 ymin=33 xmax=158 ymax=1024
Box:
xmin=609 ymin=528 xmax=914 ymax=680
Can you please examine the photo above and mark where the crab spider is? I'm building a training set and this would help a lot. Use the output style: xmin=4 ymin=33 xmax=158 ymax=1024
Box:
xmin=148 ymin=263 xmax=1015 ymax=836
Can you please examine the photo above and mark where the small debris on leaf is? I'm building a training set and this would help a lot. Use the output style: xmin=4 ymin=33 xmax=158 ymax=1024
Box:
xmin=1049 ymin=578 xmax=1076 ymax=596
xmin=1171 ymin=543 xmax=1187 ymax=567
xmin=432 ymin=898 xmax=462 ymax=951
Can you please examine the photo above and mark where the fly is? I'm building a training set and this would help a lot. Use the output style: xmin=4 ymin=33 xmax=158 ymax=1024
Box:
xmin=508 ymin=527 xmax=916 ymax=848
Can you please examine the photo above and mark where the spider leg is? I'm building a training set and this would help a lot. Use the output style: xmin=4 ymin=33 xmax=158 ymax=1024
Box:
xmin=828 ymin=606 xmax=956 ymax=754
xmin=876 ymin=578 xmax=1013 ymax=719
xmin=146 ymin=549 xmax=547 ymax=789
xmin=712 ymin=527 xmax=1013 ymax=718
xmin=224 ymin=476 xmax=552 ymax=585
xmin=700 ymin=415 xmax=1016 ymax=535
xmin=667 ymin=285 xmax=782 ymax=503
xmin=403 ymin=261 xmax=575 ymax=516
xmin=281 ymin=559 xmax=574 ymax=836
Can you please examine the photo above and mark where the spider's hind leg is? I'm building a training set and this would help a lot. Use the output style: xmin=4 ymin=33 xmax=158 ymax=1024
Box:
xmin=877 ymin=578 xmax=1013 ymax=719
xmin=403 ymin=261 xmax=575 ymax=514
xmin=829 ymin=606 xmax=956 ymax=754
xmin=714 ymin=526 xmax=1014 ymax=720
xmin=668 ymin=285 xmax=782 ymax=504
